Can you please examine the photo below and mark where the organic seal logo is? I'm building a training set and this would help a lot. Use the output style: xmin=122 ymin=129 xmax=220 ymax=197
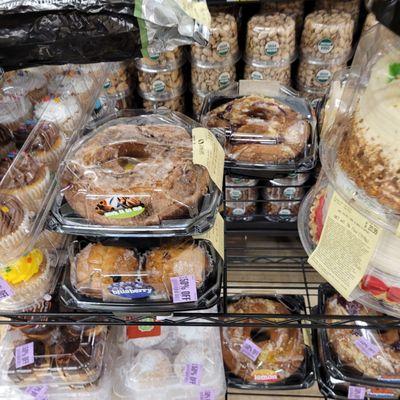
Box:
xmin=318 ymin=38 xmax=333 ymax=54
xmin=217 ymin=41 xmax=230 ymax=57
xmin=316 ymin=69 xmax=332 ymax=83
xmin=152 ymin=80 xmax=166 ymax=93
xmin=265 ymin=41 xmax=280 ymax=56
xmin=218 ymin=72 xmax=231 ymax=88
xmin=108 ymin=281 xmax=153 ymax=299
xmin=250 ymin=71 xmax=264 ymax=80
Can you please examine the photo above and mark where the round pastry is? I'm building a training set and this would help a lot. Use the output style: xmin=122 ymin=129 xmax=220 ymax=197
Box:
xmin=222 ymin=297 xmax=305 ymax=383
xmin=143 ymin=241 xmax=210 ymax=297
xmin=326 ymin=293 xmax=400 ymax=378
xmin=5 ymin=70 xmax=47 ymax=103
xmin=0 ymin=125 xmax=16 ymax=159
xmin=0 ymin=154 xmax=51 ymax=212
xmin=26 ymin=121 xmax=66 ymax=171
xmin=61 ymin=124 xmax=209 ymax=226
xmin=130 ymin=349 xmax=172 ymax=388
xmin=203 ymin=95 xmax=310 ymax=164
xmin=34 ymin=96 xmax=82 ymax=137
xmin=0 ymin=195 xmax=30 ymax=257
xmin=174 ymin=343 xmax=216 ymax=384
xmin=74 ymin=243 xmax=139 ymax=298
xmin=0 ymin=91 xmax=33 ymax=133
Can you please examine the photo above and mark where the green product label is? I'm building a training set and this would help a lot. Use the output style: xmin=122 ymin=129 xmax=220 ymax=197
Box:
xmin=316 ymin=69 xmax=332 ymax=83
xmin=104 ymin=206 xmax=145 ymax=219
xmin=265 ymin=41 xmax=280 ymax=56
xmin=152 ymin=80 xmax=166 ymax=93
xmin=251 ymin=71 xmax=264 ymax=80
xmin=318 ymin=38 xmax=333 ymax=54
xmin=217 ymin=41 xmax=230 ymax=56
xmin=218 ymin=72 xmax=231 ymax=88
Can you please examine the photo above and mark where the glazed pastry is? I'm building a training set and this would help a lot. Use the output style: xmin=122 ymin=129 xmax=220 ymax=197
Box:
xmin=5 ymin=70 xmax=48 ymax=103
xmin=0 ymin=125 xmax=16 ymax=159
xmin=326 ymin=293 xmax=400 ymax=379
xmin=0 ymin=195 xmax=30 ymax=256
xmin=129 ymin=349 xmax=172 ymax=388
xmin=143 ymin=241 xmax=209 ymax=297
xmin=222 ymin=297 xmax=305 ymax=383
xmin=74 ymin=243 xmax=139 ymax=298
xmin=26 ymin=121 xmax=66 ymax=171
xmin=203 ymin=95 xmax=310 ymax=164
xmin=0 ymin=154 xmax=51 ymax=212
xmin=61 ymin=124 xmax=209 ymax=226
xmin=34 ymin=96 xmax=82 ymax=137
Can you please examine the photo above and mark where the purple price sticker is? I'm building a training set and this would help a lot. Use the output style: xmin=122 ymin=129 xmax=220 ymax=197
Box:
xmin=170 ymin=275 xmax=198 ymax=303
xmin=25 ymin=385 xmax=48 ymax=400
xmin=199 ymin=389 xmax=215 ymax=400
xmin=0 ymin=278 xmax=14 ymax=300
xmin=240 ymin=338 xmax=261 ymax=362
xmin=348 ymin=386 xmax=366 ymax=399
xmin=354 ymin=337 xmax=379 ymax=358
xmin=184 ymin=363 xmax=202 ymax=385
xmin=15 ymin=342 xmax=34 ymax=369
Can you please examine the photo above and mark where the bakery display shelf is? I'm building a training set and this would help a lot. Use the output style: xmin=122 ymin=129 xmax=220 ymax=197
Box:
xmin=0 ymin=234 xmax=399 ymax=329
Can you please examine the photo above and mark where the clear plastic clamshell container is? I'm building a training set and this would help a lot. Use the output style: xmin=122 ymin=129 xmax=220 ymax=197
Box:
xmin=0 ymin=64 xmax=107 ymax=269
xmin=318 ymin=284 xmax=400 ymax=389
xmin=298 ymin=175 xmax=400 ymax=318
xmin=200 ymin=81 xmax=317 ymax=178
xmin=0 ymin=326 xmax=116 ymax=399
xmin=320 ymin=24 xmax=400 ymax=234
xmin=0 ymin=325 xmax=108 ymax=388
xmin=51 ymin=109 xmax=222 ymax=236
xmin=222 ymin=294 xmax=314 ymax=390
xmin=60 ymin=236 xmax=223 ymax=312
xmin=113 ymin=307 xmax=226 ymax=400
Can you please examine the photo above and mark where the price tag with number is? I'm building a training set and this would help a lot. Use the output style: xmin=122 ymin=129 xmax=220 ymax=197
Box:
xmin=348 ymin=385 xmax=366 ymax=399
xmin=15 ymin=342 xmax=34 ymax=369
xmin=199 ymin=389 xmax=215 ymax=400
xmin=184 ymin=363 xmax=202 ymax=385
xmin=0 ymin=278 xmax=14 ymax=300
xmin=170 ymin=275 xmax=198 ymax=303
xmin=25 ymin=385 xmax=48 ymax=400
xmin=240 ymin=339 xmax=261 ymax=362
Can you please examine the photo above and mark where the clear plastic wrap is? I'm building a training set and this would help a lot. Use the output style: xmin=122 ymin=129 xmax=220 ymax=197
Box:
xmin=191 ymin=61 xmax=237 ymax=93
xmin=200 ymin=82 xmax=317 ymax=177
xmin=245 ymin=13 xmax=297 ymax=65
xmin=51 ymin=109 xmax=222 ymax=236
xmin=0 ymin=64 xmax=107 ymax=269
xmin=113 ymin=308 xmax=226 ymax=400
xmin=300 ymin=10 xmax=354 ymax=62
xmin=317 ymin=284 xmax=400 ymax=390
xmin=190 ymin=10 xmax=239 ymax=66
xmin=320 ymin=24 xmax=400 ymax=234
xmin=60 ymin=236 xmax=223 ymax=312
xmin=222 ymin=294 xmax=314 ymax=390
xmin=0 ymin=325 xmax=108 ymax=387
xmin=244 ymin=60 xmax=291 ymax=87
xmin=297 ymin=84 xmax=326 ymax=109
xmin=298 ymin=176 xmax=400 ymax=318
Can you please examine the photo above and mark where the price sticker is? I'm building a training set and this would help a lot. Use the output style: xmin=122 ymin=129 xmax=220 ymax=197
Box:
xmin=348 ymin=386 xmax=366 ymax=399
xmin=15 ymin=342 xmax=34 ymax=369
xmin=199 ymin=389 xmax=215 ymax=400
xmin=170 ymin=275 xmax=198 ymax=303
xmin=184 ymin=363 xmax=202 ymax=385
xmin=25 ymin=385 xmax=48 ymax=400
xmin=240 ymin=338 xmax=261 ymax=362
xmin=354 ymin=337 xmax=380 ymax=358
xmin=0 ymin=278 xmax=14 ymax=300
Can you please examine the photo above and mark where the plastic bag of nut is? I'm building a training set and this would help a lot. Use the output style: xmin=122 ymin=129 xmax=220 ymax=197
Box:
xmin=259 ymin=0 xmax=304 ymax=36
xmin=142 ymin=94 xmax=185 ymax=113
xmin=137 ymin=66 xmax=185 ymax=100
xmin=191 ymin=10 xmax=239 ymax=66
xmin=300 ymin=10 xmax=354 ymax=62
xmin=135 ymin=47 xmax=185 ymax=71
xmin=315 ymin=0 xmax=360 ymax=23
xmin=225 ymin=176 xmax=258 ymax=221
xmin=191 ymin=60 xmax=237 ymax=93
xmin=245 ymin=13 xmax=296 ymax=65
xmin=244 ymin=60 xmax=291 ymax=86
xmin=297 ymin=59 xmax=346 ymax=90
xmin=104 ymin=61 xmax=134 ymax=96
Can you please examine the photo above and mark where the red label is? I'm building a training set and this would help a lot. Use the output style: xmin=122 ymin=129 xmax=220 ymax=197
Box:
xmin=126 ymin=319 xmax=161 ymax=339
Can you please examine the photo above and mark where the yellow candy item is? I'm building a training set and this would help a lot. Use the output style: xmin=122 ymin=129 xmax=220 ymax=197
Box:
xmin=1 ymin=249 xmax=43 ymax=285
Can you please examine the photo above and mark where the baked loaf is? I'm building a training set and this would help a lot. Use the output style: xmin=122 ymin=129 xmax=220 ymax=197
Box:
xmin=222 ymin=297 xmax=305 ymax=383
xmin=203 ymin=95 xmax=310 ymax=164
xmin=61 ymin=123 xmax=210 ymax=226
xmin=326 ymin=293 xmax=400 ymax=378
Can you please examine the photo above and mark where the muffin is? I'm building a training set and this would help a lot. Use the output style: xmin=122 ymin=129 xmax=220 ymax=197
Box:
xmin=0 ymin=125 xmax=16 ymax=159
xmin=0 ymin=91 xmax=33 ymax=133
xmin=5 ymin=70 xmax=48 ymax=103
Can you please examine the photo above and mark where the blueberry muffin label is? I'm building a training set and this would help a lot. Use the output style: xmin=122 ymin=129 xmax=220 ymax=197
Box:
xmin=218 ymin=72 xmax=231 ymax=88
xmin=318 ymin=38 xmax=334 ymax=54
xmin=108 ymin=281 xmax=153 ymax=299
xmin=95 ymin=197 xmax=145 ymax=219
xmin=265 ymin=41 xmax=280 ymax=56
xmin=217 ymin=41 xmax=230 ymax=57
xmin=152 ymin=80 xmax=166 ymax=93
xmin=316 ymin=69 xmax=332 ymax=84
xmin=251 ymin=71 xmax=264 ymax=80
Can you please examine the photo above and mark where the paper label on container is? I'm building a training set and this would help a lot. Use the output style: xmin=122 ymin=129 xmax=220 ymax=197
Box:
xmin=253 ymin=369 xmax=279 ymax=382
xmin=25 ymin=385 xmax=48 ymax=400
xmin=174 ymin=0 xmax=211 ymax=28
xmin=238 ymin=80 xmax=282 ymax=97
xmin=126 ymin=318 xmax=161 ymax=340
xmin=308 ymin=191 xmax=382 ymax=300
xmin=184 ymin=363 xmax=202 ymax=385
xmin=240 ymin=338 xmax=261 ymax=362
xmin=396 ymin=223 xmax=400 ymax=238
xmin=0 ymin=278 xmax=14 ymax=300
xmin=15 ymin=342 xmax=34 ymax=369
xmin=348 ymin=386 xmax=366 ymax=399
xmin=171 ymin=275 xmax=198 ymax=303
xmin=354 ymin=337 xmax=380 ymax=358
xmin=199 ymin=389 xmax=215 ymax=400
xmin=301 ymin=320 xmax=312 ymax=347
xmin=192 ymin=128 xmax=224 ymax=191
xmin=193 ymin=213 xmax=224 ymax=260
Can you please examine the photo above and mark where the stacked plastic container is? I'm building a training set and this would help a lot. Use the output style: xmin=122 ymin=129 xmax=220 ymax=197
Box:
xmin=136 ymin=48 xmax=186 ymax=113
xmin=191 ymin=8 xmax=240 ymax=120
xmin=243 ymin=12 xmax=297 ymax=87
xmin=297 ymin=9 xmax=355 ymax=106
xmin=298 ymin=22 xmax=400 ymax=317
